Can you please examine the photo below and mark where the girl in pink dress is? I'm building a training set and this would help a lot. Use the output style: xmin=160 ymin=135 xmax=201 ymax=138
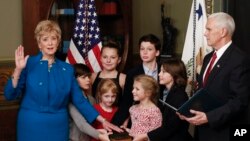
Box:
xmin=122 ymin=75 xmax=162 ymax=137
xmin=91 ymin=78 xmax=119 ymax=141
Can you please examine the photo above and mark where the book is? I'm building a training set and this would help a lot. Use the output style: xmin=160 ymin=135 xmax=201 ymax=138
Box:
xmin=109 ymin=132 xmax=133 ymax=141
xmin=159 ymin=88 xmax=223 ymax=117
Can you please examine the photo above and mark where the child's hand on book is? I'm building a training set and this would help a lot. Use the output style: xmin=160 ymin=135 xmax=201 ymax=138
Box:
xmin=98 ymin=129 xmax=112 ymax=141
xmin=120 ymin=125 xmax=130 ymax=134
xmin=132 ymin=133 xmax=148 ymax=141
xmin=102 ymin=120 xmax=123 ymax=133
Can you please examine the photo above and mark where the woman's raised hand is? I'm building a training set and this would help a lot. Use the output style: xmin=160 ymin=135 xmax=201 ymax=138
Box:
xmin=15 ymin=45 xmax=29 ymax=70
xmin=12 ymin=45 xmax=29 ymax=87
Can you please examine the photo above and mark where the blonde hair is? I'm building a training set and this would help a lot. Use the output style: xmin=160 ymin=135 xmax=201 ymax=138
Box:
xmin=134 ymin=75 xmax=159 ymax=104
xmin=34 ymin=20 xmax=61 ymax=43
xmin=96 ymin=79 xmax=119 ymax=104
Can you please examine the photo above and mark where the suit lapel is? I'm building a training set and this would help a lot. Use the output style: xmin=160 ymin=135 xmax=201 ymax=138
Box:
xmin=205 ymin=45 xmax=234 ymax=86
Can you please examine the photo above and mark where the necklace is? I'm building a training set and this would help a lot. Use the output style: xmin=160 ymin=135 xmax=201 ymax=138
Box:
xmin=48 ymin=64 xmax=52 ymax=72
xmin=48 ymin=59 xmax=55 ymax=72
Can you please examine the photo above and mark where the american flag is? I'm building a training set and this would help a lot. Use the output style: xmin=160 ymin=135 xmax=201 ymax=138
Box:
xmin=66 ymin=0 xmax=102 ymax=72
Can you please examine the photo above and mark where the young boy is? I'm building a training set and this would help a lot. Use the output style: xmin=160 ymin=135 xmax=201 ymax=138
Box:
xmin=112 ymin=34 xmax=161 ymax=126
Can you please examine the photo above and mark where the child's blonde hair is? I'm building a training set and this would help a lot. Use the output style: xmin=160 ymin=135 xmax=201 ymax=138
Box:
xmin=96 ymin=79 xmax=119 ymax=105
xmin=134 ymin=75 xmax=159 ymax=104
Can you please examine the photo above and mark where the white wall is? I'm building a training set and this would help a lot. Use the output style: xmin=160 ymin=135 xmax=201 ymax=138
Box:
xmin=132 ymin=0 xmax=162 ymax=53
xmin=133 ymin=0 xmax=192 ymax=56
xmin=0 ymin=0 xmax=22 ymax=61
xmin=0 ymin=0 xmax=223 ymax=60
xmin=132 ymin=0 xmax=223 ymax=56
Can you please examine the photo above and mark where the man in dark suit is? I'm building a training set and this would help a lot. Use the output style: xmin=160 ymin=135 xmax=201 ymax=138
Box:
xmin=179 ymin=12 xmax=250 ymax=141
xmin=111 ymin=34 xmax=162 ymax=126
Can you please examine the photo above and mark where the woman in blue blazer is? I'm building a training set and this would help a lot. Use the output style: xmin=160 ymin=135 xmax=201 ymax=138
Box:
xmin=4 ymin=20 xmax=120 ymax=141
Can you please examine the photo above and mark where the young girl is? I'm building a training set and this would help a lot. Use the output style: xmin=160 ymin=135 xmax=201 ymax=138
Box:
xmin=73 ymin=63 xmax=95 ymax=104
xmin=91 ymin=78 xmax=119 ymax=141
xmin=133 ymin=58 xmax=192 ymax=141
xmin=91 ymin=41 xmax=126 ymax=105
xmin=69 ymin=63 xmax=107 ymax=141
xmin=112 ymin=34 xmax=161 ymax=126
xmin=123 ymin=74 xmax=162 ymax=137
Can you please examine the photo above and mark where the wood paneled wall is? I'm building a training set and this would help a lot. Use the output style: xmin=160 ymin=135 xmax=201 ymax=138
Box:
xmin=0 ymin=61 xmax=19 ymax=141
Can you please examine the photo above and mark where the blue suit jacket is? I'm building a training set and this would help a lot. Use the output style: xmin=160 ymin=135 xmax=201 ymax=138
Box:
xmin=4 ymin=52 xmax=98 ymax=123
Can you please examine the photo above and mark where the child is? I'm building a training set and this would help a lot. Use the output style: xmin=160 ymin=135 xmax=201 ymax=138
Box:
xmin=69 ymin=63 xmax=102 ymax=141
xmin=112 ymin=34 xmax=162 ymax=126
xmin=123 ymin=75 xmax=162 ymax=136
xmin=73 ymin=63 xmax=95 ymax=104
xmin=91 ymin=41 xmax=126 ymax=105
xmin=133 ymin=58 xmax=193 ymax=141
xmin=91 ymin=78 xmax=119 ymax=141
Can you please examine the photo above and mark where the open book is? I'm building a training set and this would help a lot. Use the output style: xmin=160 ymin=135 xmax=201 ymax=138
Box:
xmin=159 ymin=88 xmax=223 ymax=117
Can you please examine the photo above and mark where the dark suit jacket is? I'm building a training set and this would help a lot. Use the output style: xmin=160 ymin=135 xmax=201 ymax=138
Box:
xmin=148 ymin=86 xmax=193 ymax=141
xmin=196 ymin=44 xmax=250 ymax=141
xmin=112 ymin=63 xmax=163 ymax=126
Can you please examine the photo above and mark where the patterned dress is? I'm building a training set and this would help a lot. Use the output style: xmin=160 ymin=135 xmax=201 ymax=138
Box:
xmin=129 ymin=104 xmax=162 ymax=136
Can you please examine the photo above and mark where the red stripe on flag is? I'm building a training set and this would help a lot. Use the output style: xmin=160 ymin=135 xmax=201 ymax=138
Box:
xmin=92 ymin=44 xmax=102 ymax=69
xmin=85 ymin=57 xmax=94 ymax=72
xmin=67 ymin=50 xmax=77 ymax=64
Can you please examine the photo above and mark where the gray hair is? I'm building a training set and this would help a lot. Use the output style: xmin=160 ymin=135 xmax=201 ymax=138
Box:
xmin=208 ymin=12 xmax=235 ymax=36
